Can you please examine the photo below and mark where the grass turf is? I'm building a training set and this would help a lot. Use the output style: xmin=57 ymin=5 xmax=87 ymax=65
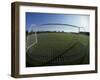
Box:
xmin=26 ymin=32 xmax=89 ymax=67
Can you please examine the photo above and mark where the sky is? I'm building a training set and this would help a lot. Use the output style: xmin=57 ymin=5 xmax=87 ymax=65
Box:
xmin=26 ymin=12 xmax=90 ymax=32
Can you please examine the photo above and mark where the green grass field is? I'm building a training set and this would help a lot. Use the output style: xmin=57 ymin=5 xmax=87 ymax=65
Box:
xmin=26 ymin=32 xmax=89 ymax=67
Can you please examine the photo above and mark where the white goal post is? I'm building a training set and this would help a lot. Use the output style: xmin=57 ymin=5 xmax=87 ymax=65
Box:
xmin=26 ymin=24 xmax=38 ymax=51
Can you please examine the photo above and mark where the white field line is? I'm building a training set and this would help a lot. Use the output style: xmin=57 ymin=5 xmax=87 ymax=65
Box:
xmin=26 ymin=42 xmax=37 ymax=51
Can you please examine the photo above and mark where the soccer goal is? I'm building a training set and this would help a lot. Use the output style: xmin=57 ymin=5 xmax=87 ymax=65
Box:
xmin=26 ymin=23 xmax=85 ymax=51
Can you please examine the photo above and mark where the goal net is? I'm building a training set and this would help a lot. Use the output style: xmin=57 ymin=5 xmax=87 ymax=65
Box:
xmin=26 ymin=24 xmax=37 ymax=51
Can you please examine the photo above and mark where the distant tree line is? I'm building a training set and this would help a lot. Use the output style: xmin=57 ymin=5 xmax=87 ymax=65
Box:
xmin=79 ymin=32 xmax=89 ymax=35
xmin=26 ymin=31 xmax=65 ymax=35
xmin=26 ymin=30 xmax=89 ymax=36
